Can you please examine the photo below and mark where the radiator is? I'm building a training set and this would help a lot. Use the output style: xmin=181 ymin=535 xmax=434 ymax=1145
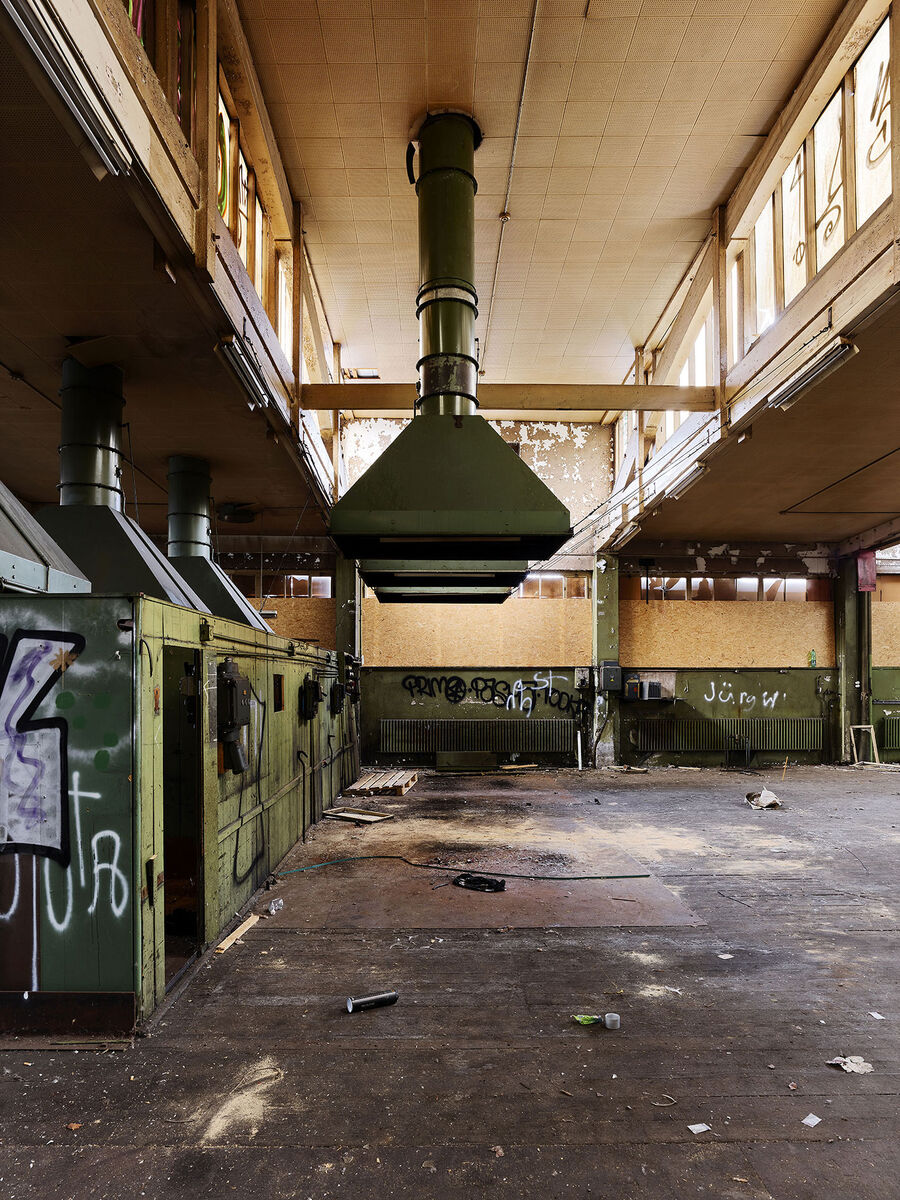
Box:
xmin=636 ymin=717 xmax=823 ymax=752
xmin=380 ymin=717 xmax=574 ymax=754
xmin=882 ymin=718 xmax=900 ymax=750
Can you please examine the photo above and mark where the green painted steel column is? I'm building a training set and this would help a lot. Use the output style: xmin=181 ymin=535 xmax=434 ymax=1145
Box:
xmin=335 ymin=552 xmax=361 ymax=673
xmin=167 ymin=456 xmax=213 ymax=558
xmin=592 ymin=553 xmax=619 ymax=766
xmin=412 ymin=113 xmax=482 ymax=417
xmin=833 ymin=556 xmax=871 ymax=762
xmin=59 ymin=358 xmax=125 ymax=508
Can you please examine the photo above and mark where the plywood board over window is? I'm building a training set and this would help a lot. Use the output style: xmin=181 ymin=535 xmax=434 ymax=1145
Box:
xmin=619 ymin=598 xmax=835 ymax=669
xmin=362 ymin=598 xmax=593 ymax=668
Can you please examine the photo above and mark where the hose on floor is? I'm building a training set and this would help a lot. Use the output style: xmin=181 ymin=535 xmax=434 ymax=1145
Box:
xmin=276 ymin=854 xmax=649 ymax=882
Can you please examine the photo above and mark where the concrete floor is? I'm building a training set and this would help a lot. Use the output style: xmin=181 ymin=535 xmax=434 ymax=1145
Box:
xmin=1 ymin=766 xmax=898 ymax=1198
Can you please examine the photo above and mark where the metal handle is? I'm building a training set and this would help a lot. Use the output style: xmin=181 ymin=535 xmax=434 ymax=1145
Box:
xmin=406 ymin=141 xmax=417 ymax=185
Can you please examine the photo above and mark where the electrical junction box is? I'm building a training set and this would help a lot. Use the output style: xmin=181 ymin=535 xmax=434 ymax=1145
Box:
xmin=622 ymin=675 xmax=641 ymax=702
xmin=600 ymin=661 xmax=622 ymax=691
xmin=574 ymin=666 xmax=591 ymax=689
xmin=641 ymin=680 xmax=662 ymax=700
xmin=216 ymin=657 xmax=251 ymax=773
xmin=299 ymin=674 xmax=324 ymax=721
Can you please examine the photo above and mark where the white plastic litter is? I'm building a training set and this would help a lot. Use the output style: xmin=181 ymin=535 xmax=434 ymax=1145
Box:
xmin=801 ymin=1113 xmax=821 ymax=1127
xmin=267 ymin=898 xmax=284 ymax=915
xmin=826 ymin=1055 xmax=874 ymax=1073
xmin=688 ymin=1123 xmax=711 ymax=1134
xmin=869 ymin=1011 xmax=885 ymax=1020
xmin=717 ymin=953 xmax=734 ymax=960
xmin=746 ymin=788 xmax=782 ymax=809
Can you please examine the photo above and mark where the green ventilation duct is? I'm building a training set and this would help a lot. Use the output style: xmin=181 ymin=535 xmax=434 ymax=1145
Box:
xmin=38 ymin=359 xmax=210 ymax=611
xmin=166 ymin=456 xmax=271 ymax=631
xmin=329 ymin=112 xmax=571 ymax=587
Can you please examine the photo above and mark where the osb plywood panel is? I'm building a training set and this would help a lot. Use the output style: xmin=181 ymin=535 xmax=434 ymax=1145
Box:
xmin=875 ymin=576 xmax=900 ymax=602
xmin=620 ymin=599 xmax=835 ymax=669
xmin=873 ymin=603 xmax=900 ymax=665
xmin=362 ymin=598 xmax=593 ymax=667
xmin=251 ymin=597 xmax=336 ymax=648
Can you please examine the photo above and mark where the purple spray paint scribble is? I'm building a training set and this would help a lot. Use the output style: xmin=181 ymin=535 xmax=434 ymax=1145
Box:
xmin=3 ymin=643 xmax=54 ymax=831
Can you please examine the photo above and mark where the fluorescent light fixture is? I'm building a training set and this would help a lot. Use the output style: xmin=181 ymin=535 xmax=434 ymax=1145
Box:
xmin=610 ymin=521 xmax=641 ymax=551
xmin=342 ymin=367 xmax=381 ymax=380
xmin=768 ymin=337 xmax=858 ymax=412
xmin=668 ymin=464 xmax=707 ymax=502
xmin=217 ymin=335 xmax=275 ymax=411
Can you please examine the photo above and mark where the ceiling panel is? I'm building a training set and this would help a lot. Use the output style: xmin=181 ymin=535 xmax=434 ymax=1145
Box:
xmin=239 ymin=0 xmax=845 ymax=384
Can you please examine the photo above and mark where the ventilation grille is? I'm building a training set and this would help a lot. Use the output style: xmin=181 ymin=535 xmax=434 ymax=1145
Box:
xmin=380 ymin=718 xmax=574 ymax=754
xmin=882 ymin=718 xmax=900 ymax=750
xmin=636 ymin=717 xmax=823 ymax=752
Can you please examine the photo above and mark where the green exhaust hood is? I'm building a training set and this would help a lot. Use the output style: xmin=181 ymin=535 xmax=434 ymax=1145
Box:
xmin=328 ymin=111 xmax=571 ymax=578
xmin=331 ymin=413 xmax=571 ymax=560
xmin=359 ymin=557 xmax=529 ymax=589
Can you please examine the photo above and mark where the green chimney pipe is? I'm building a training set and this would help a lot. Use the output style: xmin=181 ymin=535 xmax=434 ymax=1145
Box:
xmin=413 ymin=112 xmax=482 ymax=417
xmin=59 ymin=358 xmax=125 ymax=508
xmin=167 ymin=455 xmax=213 ymax=558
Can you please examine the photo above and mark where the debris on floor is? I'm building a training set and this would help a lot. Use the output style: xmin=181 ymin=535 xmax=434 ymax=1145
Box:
xmin=826 ymin=1055 xmax=874 ymax=1073
xmin=650 ymin=1094 xmax=677 ymax=1106
xmin=346 ymin=990 xmax=399 ymax=1013
xmin=572 ymin=1013 xmax=620 ymax=1029
xmin=608 ymin=765 xmax=649 ymax=773
xmin=324 ymin=807 xmax=394 ymax=824
xmin=801 ymin=1113 xmax=822 ymax=1127
xmin=266 ymin=898 xmax=284 ymax=915
xmin=215 ymin=913 xmax=259 ymax=953
xmin=746 ymin=787 xmax=782 ymax=809
xmin=687 ymin=1123 xmax=711 ymax=1134
xmin=717 ymin=953 xmax=734 ymax=960
xmin=869 ymin=1011 xmax=885 ymax=1019
xmin=343 ymin=769 xmax=418 ymax=797
xmin=452 ymin=872 xmax=505 ymax=893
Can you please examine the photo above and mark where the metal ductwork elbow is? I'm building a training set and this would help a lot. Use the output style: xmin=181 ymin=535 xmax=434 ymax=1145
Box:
xmin=329 ymin=112 xmax=571 ymax=600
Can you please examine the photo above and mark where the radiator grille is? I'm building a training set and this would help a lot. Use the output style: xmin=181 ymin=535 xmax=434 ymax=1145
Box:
xmin=636 ymin=717 xmax=823 ymax=752
xmin=883 ymin=718 xmax=900 ymax=750
xmin=380 ymin=718 xmax=574 ymax=754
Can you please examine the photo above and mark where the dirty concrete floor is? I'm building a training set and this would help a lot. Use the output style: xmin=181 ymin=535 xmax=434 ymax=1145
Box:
xmin=1 ymin=766 xmax=898 ymax=1198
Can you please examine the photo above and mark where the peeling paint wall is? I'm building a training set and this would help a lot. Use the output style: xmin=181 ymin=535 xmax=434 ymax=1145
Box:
xmin=342 ymin=417 xmax=613 ymax=521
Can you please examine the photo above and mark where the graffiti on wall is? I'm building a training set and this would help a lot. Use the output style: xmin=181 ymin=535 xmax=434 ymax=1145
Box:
xmin=0 ymin=630 xmax=85 ymax=866
xmin=701 ymin=679 xmax=781 ymax=710
xmin=401 ymin=670 xmax=588 ymax=722
xmin=0 ymin=625 xmax=130 ymax=993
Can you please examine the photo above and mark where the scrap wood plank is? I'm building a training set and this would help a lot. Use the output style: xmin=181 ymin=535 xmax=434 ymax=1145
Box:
xmin=215 ymin=913 xmax=259 ymax=953
xmin=325 ymin=807 xmax=394 ymax=823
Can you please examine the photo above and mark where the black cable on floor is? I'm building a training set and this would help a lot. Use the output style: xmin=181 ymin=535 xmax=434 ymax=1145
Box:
xmin=277 ymin=854 xmax=649 ymax=881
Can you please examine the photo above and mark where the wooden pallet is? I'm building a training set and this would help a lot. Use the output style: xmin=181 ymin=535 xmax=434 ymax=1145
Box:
xmin=343 ymin=769 xmax=418 ymax=797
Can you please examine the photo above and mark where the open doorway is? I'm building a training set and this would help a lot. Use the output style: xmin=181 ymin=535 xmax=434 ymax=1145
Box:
xmin=162 ymin=647 xmax=203 ymax=988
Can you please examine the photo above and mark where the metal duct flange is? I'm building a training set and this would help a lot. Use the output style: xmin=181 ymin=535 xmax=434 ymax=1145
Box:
xmin=415 ymin=354 xmax=479 ymax=411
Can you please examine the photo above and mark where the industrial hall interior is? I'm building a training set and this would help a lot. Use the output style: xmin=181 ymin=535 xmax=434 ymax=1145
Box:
xmin=0 ymin=0 xmax=898 ymax=1195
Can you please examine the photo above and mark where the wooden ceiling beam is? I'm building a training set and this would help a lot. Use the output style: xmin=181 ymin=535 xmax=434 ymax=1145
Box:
xmin=300 ymin=383 xmax=715 ymax=413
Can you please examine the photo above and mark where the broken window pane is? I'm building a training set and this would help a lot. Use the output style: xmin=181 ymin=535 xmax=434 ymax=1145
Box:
xmin=754 ymin=197 xmax=776 ymax=335
xmin=814 ymin=90 xmax=846 ymax=266
xmin=855 ymin=18 xmax=892 ymax=225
